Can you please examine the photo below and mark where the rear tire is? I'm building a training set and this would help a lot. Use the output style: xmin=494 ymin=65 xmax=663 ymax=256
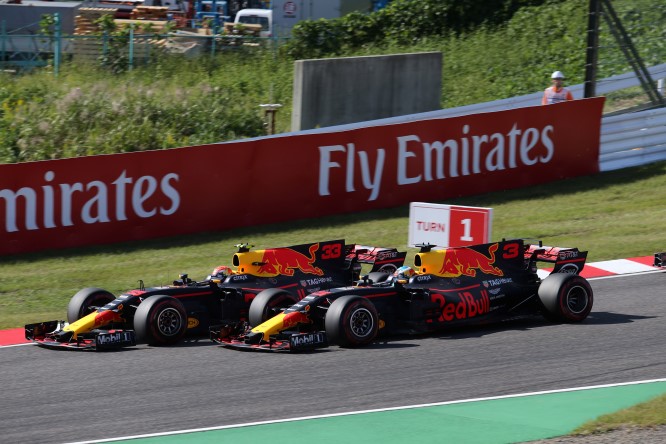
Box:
xmin=325 ymin=296 xmax=378 ymax=347
xmin=134 ymin=295 xmax=187 ymax=346
xmin=67 ymin=288 xmax=115 ymax=323
xmin=249 ymin=288 xmax=298 ymax=327
xmin=538 ymin=273 xmax=593 ymax=322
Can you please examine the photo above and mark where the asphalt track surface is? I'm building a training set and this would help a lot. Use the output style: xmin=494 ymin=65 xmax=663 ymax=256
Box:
xmin=1 ymin=272 xmax=664 ymax=444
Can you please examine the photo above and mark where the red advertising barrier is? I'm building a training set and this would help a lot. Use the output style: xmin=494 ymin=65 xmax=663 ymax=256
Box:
xmin=0 ymin=98 xmax=604 ymax=256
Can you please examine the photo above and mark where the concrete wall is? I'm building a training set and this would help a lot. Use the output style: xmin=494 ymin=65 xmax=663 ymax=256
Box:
xmin=0 ymin=1 xmax=81 ymax=34
xmin=291 ymin=52 xmax=442 ymax=131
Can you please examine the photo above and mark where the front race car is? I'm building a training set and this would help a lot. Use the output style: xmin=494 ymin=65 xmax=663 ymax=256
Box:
xmin=210 ymin=315 xmax=330 ymax=353
xmin=211 ymin=281 xmax=400 ymax=352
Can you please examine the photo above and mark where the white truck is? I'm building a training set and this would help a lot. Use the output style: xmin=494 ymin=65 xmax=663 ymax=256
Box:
xmin=234 ymin=8 xmax=273 ymax=37
xmin=235 ymin=0 xmax=371 ymax=38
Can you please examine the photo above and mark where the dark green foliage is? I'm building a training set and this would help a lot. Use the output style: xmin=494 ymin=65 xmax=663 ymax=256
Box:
xmin=285 ymin=0 xmax=560 ymax=59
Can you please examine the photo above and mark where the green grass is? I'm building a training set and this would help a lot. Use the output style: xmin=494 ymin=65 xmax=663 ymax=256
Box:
xmin=573 ymin=393 xmax=666 ymax=435
xmin=1 ymin=160 xmax=664 ymax=330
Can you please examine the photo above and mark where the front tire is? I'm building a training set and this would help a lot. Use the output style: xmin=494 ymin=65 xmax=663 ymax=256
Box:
xmin=538 ymin=273 xmax=593 ymax=322
xmin=325 ymin=296 xmax=378 ymax=347
xmin=134 ymin=295 xmax=187 ymax=346
xmin=67 ymin=288 xmax=115 ymax=323
xmin=249 ymin=288 xmax=298 ymax=327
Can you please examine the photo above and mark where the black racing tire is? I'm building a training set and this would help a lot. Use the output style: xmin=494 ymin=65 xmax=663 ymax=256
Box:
xmin=134 ymin=295 xmax=188 ymax=346
xmin=249 ymin=288 xmax=298 ymax=327
xmin=367 ymin=271 xmax=391 ymax=284
xmin=67 ymin=287 xmax=115 ymax=323
xmin=538 ymin=273 xmax=594 ymax=322
xmin=325 ymin=295 xmax=378 ymax=348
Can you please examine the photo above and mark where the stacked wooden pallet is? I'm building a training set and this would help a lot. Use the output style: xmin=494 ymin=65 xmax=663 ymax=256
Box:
xmin=130 ymin=6 xmax=169 ymax=20
xmin=74 ymin=7 xmax=117 ymax=35
xmin=70 ymin=7 xmax=173 ymax=60
xmin=71 ymin=37 xmax=161 ymax=61
xmin=222 ymin=22 xmax=262 ymax=36
xmin=114 ymin=19 xmax=169 ymax=33
xmin=72 ymin=8 xmax=112 ymax=59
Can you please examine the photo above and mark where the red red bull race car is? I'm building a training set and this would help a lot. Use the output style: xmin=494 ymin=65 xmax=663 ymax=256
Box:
xmin=211 ymin=239 xmax=594 ymax=352
xmin=25 ymin=240 xmax=406 ymax=350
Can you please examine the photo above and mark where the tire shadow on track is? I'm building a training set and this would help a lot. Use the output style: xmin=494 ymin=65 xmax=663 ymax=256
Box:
xmin=584 ymin=311 xmax=656 ymax=325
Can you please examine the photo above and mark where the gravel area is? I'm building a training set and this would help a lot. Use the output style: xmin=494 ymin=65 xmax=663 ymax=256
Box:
xmin=524 ymin=425 xmax=666 ymax=443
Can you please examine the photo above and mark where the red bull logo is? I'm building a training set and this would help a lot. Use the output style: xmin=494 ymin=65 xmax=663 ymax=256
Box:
xmin=439 ymin=243 xmax=503 ymax=278
xmin=435 ymin=290 xmax=490 ymax=322
xmin=258 ymin=243 xmax=324 ymax=276
xmin=281 ymin=311 xmax=312 ymax=329
xmin=89 ymin=309 xmax=122 ymax=329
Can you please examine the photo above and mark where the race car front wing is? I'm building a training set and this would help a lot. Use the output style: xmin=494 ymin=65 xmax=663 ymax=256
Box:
xmin=210 ymin=323 xmax=328 ymax=352
xmin=25 ymin=321 xmax=136 ymax=351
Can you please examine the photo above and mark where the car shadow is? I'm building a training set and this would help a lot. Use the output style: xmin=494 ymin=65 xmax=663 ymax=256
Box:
xmin=87 ymin=312 xmax=658 ymax=352
xmin=170 ymin=336 xmax=221 ymax=347
xmin=583 ymin=311 xmax=657 ymax=325
xmin=361 ymin=340 xmax=419 ymax=350
xmin=371 ymin=312 xmax=658 ymax=345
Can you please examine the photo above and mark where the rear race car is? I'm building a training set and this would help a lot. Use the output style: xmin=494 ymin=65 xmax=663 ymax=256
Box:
xmin=212 ymin=239 xmax=594 ymax=352
xmin=25 ymin=240 xmax=406 ymax=350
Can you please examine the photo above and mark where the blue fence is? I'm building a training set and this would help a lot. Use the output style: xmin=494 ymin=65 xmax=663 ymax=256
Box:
xmin=1 ymin=20 xmax=279 ymax=74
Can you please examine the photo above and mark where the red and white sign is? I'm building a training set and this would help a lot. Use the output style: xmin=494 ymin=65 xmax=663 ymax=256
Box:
xmin=0 ymin=98 xmax=604 ymax=256
xmin=283 ymin=1 xmax=296 ymax=16
xmin=408 ymin=202 xmax=492 ymax=248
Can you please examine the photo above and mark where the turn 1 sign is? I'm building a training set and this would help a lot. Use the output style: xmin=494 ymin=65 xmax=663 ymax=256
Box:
xmin=408 ymin=202 xmax=493 ymax=248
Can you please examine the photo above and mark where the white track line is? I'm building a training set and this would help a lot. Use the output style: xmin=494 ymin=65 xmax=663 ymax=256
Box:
xmin=64 ymin=378 xmax=666 ymax=444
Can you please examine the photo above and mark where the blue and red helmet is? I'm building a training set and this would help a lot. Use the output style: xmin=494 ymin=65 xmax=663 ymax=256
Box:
xmin=392 ymin=265 xmax=415 ymax=284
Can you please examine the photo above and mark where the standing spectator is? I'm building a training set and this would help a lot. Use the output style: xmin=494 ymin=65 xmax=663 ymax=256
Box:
xmin=542 ymin=71 xmax=574 ymax=104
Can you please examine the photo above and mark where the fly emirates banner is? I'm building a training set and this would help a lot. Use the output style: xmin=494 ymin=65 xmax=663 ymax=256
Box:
xmin=0 ymin=97 xmax=604 ymax=255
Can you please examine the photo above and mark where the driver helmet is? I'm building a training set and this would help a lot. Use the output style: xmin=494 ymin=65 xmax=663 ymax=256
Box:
xmin=392 ymin=265 xmax=415 ymax=284
xmin=210 ymin=265 xmax=234 ymax=280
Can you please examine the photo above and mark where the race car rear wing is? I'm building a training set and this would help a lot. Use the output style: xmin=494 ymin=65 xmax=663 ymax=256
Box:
xmin=229 ymin=240 xmax=406 ymax=278
xmin=346 ymin=244 xmax=407 ymax=273
xmin=524 ymin=242 xmax=588 ymax=275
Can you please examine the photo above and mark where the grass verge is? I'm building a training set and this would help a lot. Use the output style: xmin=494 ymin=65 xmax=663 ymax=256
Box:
xmin=572 ymin=393 xmax=666 ymax=435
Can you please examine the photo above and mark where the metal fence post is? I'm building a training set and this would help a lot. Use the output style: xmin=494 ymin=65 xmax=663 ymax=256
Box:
xmin=54 ymin=13 xmax=61 ymax=77
xmin=1 ymin=21 xmax=5 ymax=70
xmin=129 ymin=24 xmax=134 ymax=71
xmin=210 ymin=26 xmax=217 ymax=57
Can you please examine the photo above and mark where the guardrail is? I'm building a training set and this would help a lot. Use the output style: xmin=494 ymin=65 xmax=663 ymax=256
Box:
xmin=435 ymin=64 xmax=666 ymax=172
xmin=432 ymin=62 xmax=666 ymax=118
xmin=599 ymin=106 xmax=666 ymax=171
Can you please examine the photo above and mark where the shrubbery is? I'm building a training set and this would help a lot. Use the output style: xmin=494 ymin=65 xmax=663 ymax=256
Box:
xmin=284 ymin=0 xmax=555 ymax=59
xmin=0 ymin=51 xmax=287 ymax=162
xmin=1 ymin=0 xmax=665 ymax=163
